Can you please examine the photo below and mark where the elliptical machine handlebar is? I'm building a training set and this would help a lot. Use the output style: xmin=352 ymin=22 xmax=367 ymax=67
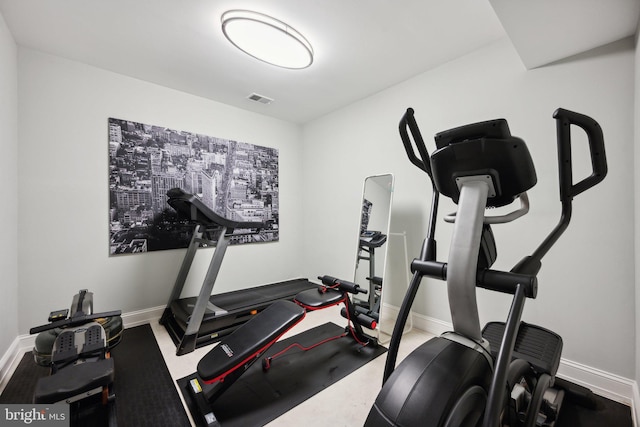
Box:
xmin=399 ymin=108 xmax=432 ymax=176
xmin=380 ymin=108 xmax=442 ymax=383
xmin=411 ymin=260 xmax=538 ymax=299
xmin=399 ymin=108 xmax=439 ymax=261
xmin=554 ymin=108 xmax=607 ymax=200
xmin=514 ymin=108 xmax=608 ymax=276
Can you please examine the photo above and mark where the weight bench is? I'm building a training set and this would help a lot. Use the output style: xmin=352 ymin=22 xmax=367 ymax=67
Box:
xmin=187 ymin=276 xmax=379 ymax=426
xmin=188 ymin=300 xmax=306 ymax=426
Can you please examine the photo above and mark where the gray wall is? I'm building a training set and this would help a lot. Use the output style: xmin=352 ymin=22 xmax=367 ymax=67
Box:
xmin=634 ymin=30 xmax=640 ymax=417
xmin=0 ymin=12 xmax=18 ymax=364
xmin=301 ymin=37 xmax=635 ymax=379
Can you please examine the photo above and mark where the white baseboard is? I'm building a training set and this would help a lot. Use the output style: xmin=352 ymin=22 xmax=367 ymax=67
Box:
xmin=410 ymin=309 xmax=452 ymax=336
xmin=0 ymin=336 xmax=23 ymax=396
xmin=556 ymin=358 xmax=635 ymax=405
xmin=120 ymin=305 xmax=164 ymax=329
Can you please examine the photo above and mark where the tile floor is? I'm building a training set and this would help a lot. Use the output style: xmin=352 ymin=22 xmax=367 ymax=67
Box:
xmin=150 ymin=305 xmax=435 ymax=426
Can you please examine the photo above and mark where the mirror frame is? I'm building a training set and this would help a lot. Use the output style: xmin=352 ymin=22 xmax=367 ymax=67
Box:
xmin=353 ymin=173 xmax=394 ymax=335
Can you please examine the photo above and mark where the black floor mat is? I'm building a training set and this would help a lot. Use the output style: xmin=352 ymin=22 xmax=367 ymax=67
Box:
xmin=0 ymin=353 xmax=49 ymax=404
xmin=557 ymin=390 xmax=633 ymax=427
xmin=0 ymin=324 xmax=190 ymax=427
xmin=111 ymin=324 xmax=190 ymax=427
xmin=178 ymin=322 xmax=387 ymax=427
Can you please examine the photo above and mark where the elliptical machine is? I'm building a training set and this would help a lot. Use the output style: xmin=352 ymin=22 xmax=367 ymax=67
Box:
xmin=365 ymin=108 xmax=607 ymax=427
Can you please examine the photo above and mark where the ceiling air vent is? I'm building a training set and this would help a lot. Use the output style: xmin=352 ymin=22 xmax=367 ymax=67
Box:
xmin=247 ymin=93 xmax=274 ymax=105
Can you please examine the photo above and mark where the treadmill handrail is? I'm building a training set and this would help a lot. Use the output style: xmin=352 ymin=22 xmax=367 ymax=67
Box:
xmin=167 ymin=188 xmax=266 ymax=231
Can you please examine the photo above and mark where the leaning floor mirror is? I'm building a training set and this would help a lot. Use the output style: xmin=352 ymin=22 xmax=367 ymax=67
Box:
xmin=352 ymin=174 xmax=394 ymax=337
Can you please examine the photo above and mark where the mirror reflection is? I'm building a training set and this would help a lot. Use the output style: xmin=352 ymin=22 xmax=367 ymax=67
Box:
xmin=353 ymin=174 xmax=394 ymax=332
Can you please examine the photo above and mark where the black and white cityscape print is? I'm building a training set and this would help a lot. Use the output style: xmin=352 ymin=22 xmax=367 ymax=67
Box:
xmin=108 ymin=118 xmax=279 ymax=255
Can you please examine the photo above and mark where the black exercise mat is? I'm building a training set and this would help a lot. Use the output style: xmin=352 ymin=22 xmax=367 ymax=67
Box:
xmin=0 ymin=353 xmax=49 ymax=404
xmin=0 ymin=324 xmax=190 ymax=427
xmin=178 ymin=322 xmax=387 ymax=427
xmin=110 ymin=324 xmax=190 ymax=427
xmin=557 ymin=390 xmax=633 ymax=427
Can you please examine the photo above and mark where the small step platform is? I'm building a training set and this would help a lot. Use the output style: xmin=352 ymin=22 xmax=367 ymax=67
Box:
xmin=482 ymin=321 xmax=563 ymax=375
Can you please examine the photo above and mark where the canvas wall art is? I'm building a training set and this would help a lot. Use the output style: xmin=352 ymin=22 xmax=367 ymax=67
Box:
xmin=108 ymin=118 xmax=279 ymax=255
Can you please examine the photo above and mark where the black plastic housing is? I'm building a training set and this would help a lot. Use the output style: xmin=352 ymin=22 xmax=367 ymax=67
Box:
xmin=431 ymin=119 xmax=537 ymax=207
xmin=367 ymin=337 xmax=492 ymax=426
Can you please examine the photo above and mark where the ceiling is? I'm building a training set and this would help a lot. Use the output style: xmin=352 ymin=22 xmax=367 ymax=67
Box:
xmin=1 ymin=0 xmax=638 ymax=124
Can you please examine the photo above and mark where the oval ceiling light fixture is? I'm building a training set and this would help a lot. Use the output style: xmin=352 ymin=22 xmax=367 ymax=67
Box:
xmin=221 ymin=10 xmax=314 ymax=69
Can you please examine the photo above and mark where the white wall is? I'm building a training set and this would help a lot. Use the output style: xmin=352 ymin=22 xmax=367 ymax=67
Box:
xmin=0 ymin=12 xmax=18 ymax=359
xmin=16 ymin=48 xmax=305 ymax=333
xmin=302 ymin=37 xmax=635 ymax=379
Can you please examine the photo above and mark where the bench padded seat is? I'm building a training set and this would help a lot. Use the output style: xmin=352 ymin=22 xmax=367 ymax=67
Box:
xmin=294 ymin=288 xmax=345 ymax=309
xmin=197 ymin=300 xmax=305 ymax=382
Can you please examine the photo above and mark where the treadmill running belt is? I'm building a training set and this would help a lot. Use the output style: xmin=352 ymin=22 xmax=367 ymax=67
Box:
xmin=166 ymin=278 xmax=317 ymax=348
xmin=171 ymin=279 xmax=315 ymax=322
xmin=208 ymin=278 xmax=316 ymax=312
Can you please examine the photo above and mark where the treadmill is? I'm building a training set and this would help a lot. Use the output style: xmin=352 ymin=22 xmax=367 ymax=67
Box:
xmin=159 ymin=188 xmax=315 ymax=355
